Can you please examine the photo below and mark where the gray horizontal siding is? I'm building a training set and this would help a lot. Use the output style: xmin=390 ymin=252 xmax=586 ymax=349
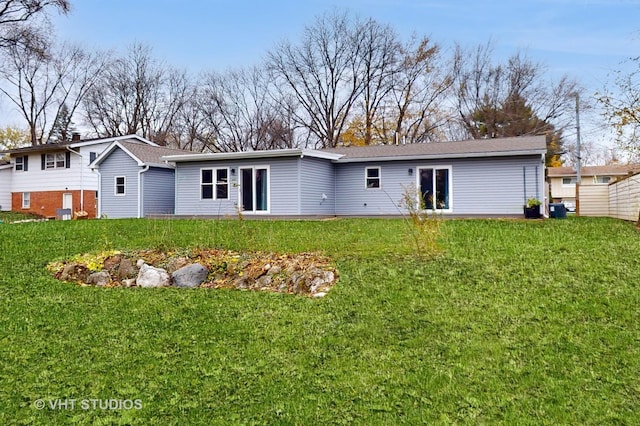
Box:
xmin=142 ymin=167 xmax=175 ymax=216
xmin=452 ymin=156 xmax=543 ymax=215
xmin=300 ymin=157 xmax=335 ymax=215
xmin=335 ymin=161 xmax=414 ymax=215
xmin=99 ymin=147 xmax=139 ymax=219
xmin=335 ymin=155 xmax=544 ymax=215
xmin=174 ymin=157 xmax=300 ymax=216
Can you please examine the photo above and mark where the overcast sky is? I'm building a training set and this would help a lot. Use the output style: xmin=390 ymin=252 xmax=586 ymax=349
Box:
xmin=3 ymin=0 xmax=640 ymax=150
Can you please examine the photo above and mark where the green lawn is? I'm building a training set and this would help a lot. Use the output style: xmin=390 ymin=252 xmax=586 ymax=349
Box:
xmin=0 ymin=216 xmax=639 ymax=424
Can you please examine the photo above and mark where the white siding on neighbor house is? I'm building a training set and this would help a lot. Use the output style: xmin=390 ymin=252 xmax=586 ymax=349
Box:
xmin=142 ymin=167 xmax=175 ymax=216
xmin=609 ymin=174 xmax=640 ymax=221
xmin=300 ymin=157 xmax=335 ymax=215
xmin=98 ymin=147 xmax=140 ymax=218
xmin=334 ymin=155 xmax=544 ymax=215
xmin=175 ymin=157 xmax=300 ymax=216
xmin=578 ymin=185 xmax=609 ymax=217
xmin=10 ymin=142 xmax=111 ymax=193
xmin=0 ymin=166 xmax=12 ymax=210
xmin=549 ymin=177 xmax=576 ymax=200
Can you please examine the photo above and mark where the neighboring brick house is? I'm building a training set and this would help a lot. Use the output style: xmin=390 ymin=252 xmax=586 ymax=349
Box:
xmin=2 ymin=135 xmax=158 ymax=219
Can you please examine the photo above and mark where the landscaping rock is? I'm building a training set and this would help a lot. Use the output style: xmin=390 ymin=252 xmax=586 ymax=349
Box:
xmin=59 ymin=263 xmax=90 ymax=282
xmin=122 ymin=278 xmax=136 ymax=288
xmin=87 ymin=271 xmax=111 ymax=286
xmin=117 ymin=258 xmax=138 ymax=279
xmin=136 ymin=264 xmax=170 ymax=288
xmin=172 ymin=263 xmax=208 ymax=288
xmin=167 ymin=256 xmax=190 ymax=274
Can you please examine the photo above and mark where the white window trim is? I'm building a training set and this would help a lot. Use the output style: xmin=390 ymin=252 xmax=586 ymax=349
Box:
xmin=365 ymin=166 xmax=381 ymax=189
xmin=593 ymin=176 xmax=611 ymax=185
xmin=238 ymin=165 xmax=270 ymax=214
xmin=45 ymin=153 xmax=67 ymax=169
xmin=115 ymin=176 xmax=126 ymax=196
xmin=22 ymin=192 xmax=30 ymax=209
xmin=200 ymin=167 xmax=229 ymax=200
xmin=416 ymin=165 xmax=453 ymax=213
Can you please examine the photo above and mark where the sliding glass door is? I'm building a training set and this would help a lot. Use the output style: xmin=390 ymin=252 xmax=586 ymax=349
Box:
xmin=418 ymin=166 xmax=451 ymax=211
xmin=239 ymin=167 xmax=269 ymax=213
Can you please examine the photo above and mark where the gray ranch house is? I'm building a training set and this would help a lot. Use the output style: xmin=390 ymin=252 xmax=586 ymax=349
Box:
xmin=90 ymin=140 xmax=191 ymax=218
xmin=161 ymin=136 xmax=546 ymax=218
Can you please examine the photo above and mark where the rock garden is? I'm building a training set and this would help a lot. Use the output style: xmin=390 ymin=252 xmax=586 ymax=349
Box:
xmin=47 ymin=248 xmax=338 ymax=297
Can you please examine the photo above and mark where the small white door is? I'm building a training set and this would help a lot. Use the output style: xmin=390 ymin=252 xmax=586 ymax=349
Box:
xmin=62 ymin=193 xmax=73 ymax=220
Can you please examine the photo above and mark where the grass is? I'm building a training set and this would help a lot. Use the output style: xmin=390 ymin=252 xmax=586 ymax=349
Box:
xmin=0 ymin=216 xmax=639 ymax=424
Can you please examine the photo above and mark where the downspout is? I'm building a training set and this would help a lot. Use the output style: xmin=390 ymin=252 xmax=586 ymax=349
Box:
xmin=66 ymin=147 xmax=84 ymax=212
xmin=522 ymin=166 xmax=527 ymax=205
xmin=92 ymin=168 xmax=101 ymax=218
xmin=138 ymin=165 xmax=149 ymax=218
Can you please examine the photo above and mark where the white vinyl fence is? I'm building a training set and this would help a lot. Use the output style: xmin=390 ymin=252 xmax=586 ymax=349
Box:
xmin=609 ymin=173 xmax=640 ymax=221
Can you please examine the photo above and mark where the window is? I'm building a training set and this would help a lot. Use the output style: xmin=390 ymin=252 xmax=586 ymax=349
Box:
xmin=115 ymin=176 xmax=126 ymax=196
xmin=201 ymin=168 xmax=229 ymax=200
xmin=365 ymin=167 xmax=381 ymax=189
xmin=42 ymin=152 xmax=69 ymax=169
xmin=15 ymin=155 xmax=28 ymax=171
xmin=89 ymin=152 xmax=97 ymax=163
xmin=593 ymin=176 xmax=611 ymax=184
xmin=562 ymin=177 xmax=577 ymax=186
xmin=216 ymin=169 xmax=229 ymax=199
xmin=22 ymin=192 xmax=30 ymax=209
xmin=418 ymin=166 xmax=452 ymax=211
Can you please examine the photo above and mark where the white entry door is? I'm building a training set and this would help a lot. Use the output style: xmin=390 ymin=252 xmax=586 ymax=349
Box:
xmin=62 ymin=193 xmax=73 ymax=220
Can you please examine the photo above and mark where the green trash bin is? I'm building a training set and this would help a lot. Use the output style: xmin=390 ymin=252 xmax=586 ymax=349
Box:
xmin=549 ymin=203 xmax=567 ymax=219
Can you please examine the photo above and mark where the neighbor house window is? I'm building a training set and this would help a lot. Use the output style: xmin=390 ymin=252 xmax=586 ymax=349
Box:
xmin=593 ymin=176 xmax=611 ymax=184
xmin=89 ymin=152 xmax=98 ymax=163
xmin=418 ymin=166 xmax=452 ymax=211
xmin=115 ymin=176 xmax=126 ymax=196
xmin=22 ymin=192 xmax=30 ymax=209
xmin=15 ymin=155 xmax=28 ymax=171
xmin=365 ymin=167 xmax=381 ymax=189
xmin=42 ymin=152 xmax=69 ymax=169
xmin=201 ymin=168 xmax=229 ymax=200
xmin=562 ymin=177 xmax=577 ymax=186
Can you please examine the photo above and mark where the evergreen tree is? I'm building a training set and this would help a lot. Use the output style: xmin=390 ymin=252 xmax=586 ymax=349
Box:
xmin=50 ymin=103 xmax=76 ymax=142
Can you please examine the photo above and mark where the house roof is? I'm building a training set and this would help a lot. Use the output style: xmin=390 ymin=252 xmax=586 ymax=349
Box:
xmin=323 ymin=136 xmax=547 ymax=162
xmin=547 ymin=164 xmax=640 ymax=177
xmin=2 ymin=134 xmax=158 ymax=156
xmin=91 ymin=141 xmax=192 ymax=169
xmin=162 ymin=148 xmax=343 ymax=163
xmin=162 ymin=136 xmax=547 ymax=164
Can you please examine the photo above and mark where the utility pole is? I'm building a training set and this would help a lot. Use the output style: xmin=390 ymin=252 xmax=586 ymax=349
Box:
xmin=575 ymin=93 xmax=582 ymax=216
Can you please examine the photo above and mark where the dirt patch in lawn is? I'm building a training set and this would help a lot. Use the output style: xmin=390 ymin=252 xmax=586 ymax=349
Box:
xmin=47 ymin=248 xmax=338 ymax=297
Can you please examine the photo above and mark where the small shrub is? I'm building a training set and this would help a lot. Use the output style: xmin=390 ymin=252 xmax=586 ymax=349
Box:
xmin=399 ymin=184 xmax=444 ymax=259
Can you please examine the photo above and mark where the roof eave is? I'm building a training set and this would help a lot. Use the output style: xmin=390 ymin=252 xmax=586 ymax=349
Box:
xmin=332 ymin=149 xmax=546 ymax=163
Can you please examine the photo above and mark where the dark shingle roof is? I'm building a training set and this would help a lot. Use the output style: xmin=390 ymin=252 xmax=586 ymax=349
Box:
xmin=118 ymin=141 xmax=191 ymax=167
xmin=322 ymin=136 xmax=546 ymax=162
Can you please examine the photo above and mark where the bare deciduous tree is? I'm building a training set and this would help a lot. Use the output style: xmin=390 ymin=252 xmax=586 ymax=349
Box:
xmin=0 ymin=40 xmax=106 ymax=145
xmin=268 ymin=10 xmax=365 ymax=148
xmin=83 ymin=43 xmax=192 ymax=144
xmin=0 ymin=0 xmax=69 ymax=52
xmin=377 ymin=35 xmax=453 ymax=144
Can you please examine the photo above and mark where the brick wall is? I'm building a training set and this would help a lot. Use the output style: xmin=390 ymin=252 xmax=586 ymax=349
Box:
xmin=11 ymin=190 xmax=97 ymax=219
